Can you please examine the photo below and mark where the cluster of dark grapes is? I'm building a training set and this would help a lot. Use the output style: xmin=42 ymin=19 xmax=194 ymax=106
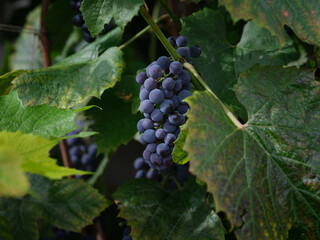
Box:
xmin=46 ymin=227 xmax=96 ymax=240
xmin=122 ymin=226 xmax=132 ymax=240
xmin=66 ymin=124 xmax=102 ymax=177
xmin=70 ymin=0 xmax=114 ymax=42
xmin=133 ymin=157 xmax=161 ymax=179
xmin=135 ymin=35 xmax=201 ymax=171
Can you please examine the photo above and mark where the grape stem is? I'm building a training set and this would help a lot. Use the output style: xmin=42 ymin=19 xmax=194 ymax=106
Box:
xmin=139 ymin=5 xmax=243 ymax=129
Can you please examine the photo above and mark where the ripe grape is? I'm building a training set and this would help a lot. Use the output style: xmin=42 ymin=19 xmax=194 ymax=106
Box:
xmin=149 ymin=89 xmax=164 ymax=104
xmin=177 ymin=47 xmax=190 ymax=58
xmin=189 ymin=45 xmax=201 ymax=58
xmin=143 ymin=129 xmax=156 ymax=143
xmin=157 ymin=56 xmax=171 ymax=69
xmin=176 ymin=35 xmax=188 ymax=47
xmin=140 ymin=100 xmax=154 ymax=113
xmin=169 ymin=61 xmax=183 ymax=75
xmin=151 ymin=109 xmax=163 ymax=122
xmin=148 ymin=65 xmax=163 ymax=79
xmin=144 ymin=78 xmax=157 ymax=91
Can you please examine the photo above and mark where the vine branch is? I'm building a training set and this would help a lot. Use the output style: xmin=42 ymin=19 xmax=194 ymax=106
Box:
xmin=39 ymin=0 xmax=74 ymax=173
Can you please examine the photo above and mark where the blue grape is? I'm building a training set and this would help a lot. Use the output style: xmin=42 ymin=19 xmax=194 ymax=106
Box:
xmin=139 ymin=88 xmax=150 ymax=101
xmin=162 ymin=77 xmax=175 ymax=91
xmin=178 ymin=70 xmax=191 ymax=86
xmin=141 ymin=118 xmax=154 ymax=129
xmin=123 ymin=226 xmax=131 ymax=236
xmin=137 ymin=119 xmax=145 ymax=133
xmin=134 ymin=157 xmax=145 ymax=170
xmin=102 ymin=23 xmax=113 ymax=34
xmin=150 ymin=153 xmax=163 ymax=165
xmin=173 ymin=79 xmax=182 ymax=92
xmin=144 ymin=113 xmax=150 ymax=118
xmin=155 ymin=128 xmax=166 ymax=139
xmin=164 ymin=121 xmax=177 ymax=133
xmin=178 ymin=90 xmax=192 ymax=103
xmin=146 ymin=143 xmax=157 ymax=153
xmin=164 ymin=133 xmax=176 ymax=146
xmin=168 ymin=111 xmax=183 ymax=125
xmin=163 ymin=155 xmax=173 ymax=166
xmin=144 ymin=78 xmax=157 ymax=91
xmin=149 ymin=89 xmax=164 ymax=104
xmin=156 ymin=143 xmax=170 ymax=157
xmin=88 ymin=143 xmax=97 ymax=155
xmin=177 ymin=47 xmax=190 ymax=58
xmin=81 ymin=153 xmax=93 ymax=165
xmin=170 ymin=95 xmax=179 ymax=108
xmin=160 ymin=99 xmax=174 ymax=114
xmin=174 ymin=127 xmax=181 ymax=138
xmin=169 ymin=61 xmax=183 ymax=75
xmin=167 ymin=36 xmax=177 ymax=48
xmin=146 ymin=169 xmax=158 ymax=179
xmin=143 ymin=150 xmax=152 ymax=161
xmin=181 ymin=82 xmax=191 ymax=91
xmin=135 ymin=170 xmax=145 ymax=179
xmin=189 ymin=45 xmax=201 ymax=58
xmin=176 ymin=35 xmax=188 ymax=47
xmin=149 ymin=65 xmax=163 ymax=79
xmin=146 ymin=61 xmax=156 ymax=76
xmin=140 ymin=135 xmax=147 ymax=145
xmin=82 ymin=31 xmax=95 ymax=43
xmin=151 ymin=109 xmax=163 ymax=122
xmin=157 ymin=56 xmax=171 ymax=69
xmin=66 ymin=137 xmax=81 ymax=146
xmin=162 ymin=89 xmax=174 ymax=98
xmin=140 ymin=100 xmax=154 ymax=113
xmin=177 ymin=103 xmax=189 ymax=114
xmin=73 ymin=14 xmax=83 ymax=27
xmin=143 ymin=129 xmax=156 ymax=143
xmin=136 ymin=72 xmax=147 ymax=85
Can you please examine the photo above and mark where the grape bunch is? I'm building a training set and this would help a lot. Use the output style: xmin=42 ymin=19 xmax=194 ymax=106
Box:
xmin=70 ymin=0 xmax=114 ymax=43
xmin=65 ymin=122 xmax=102 ymax=178
xmin=136 ymin=35 xmax=201 ymax=171
xmin=133 ymin=157 xmax=161 ymax=179
xmin=168 ymin=35 xmax=201 ymax=62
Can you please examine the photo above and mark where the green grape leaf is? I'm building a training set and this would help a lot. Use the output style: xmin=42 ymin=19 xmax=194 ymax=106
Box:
xmin=0 ymin=131 xmax=89 ymax=179
xmin=181 ymin=8 xmax=298 ymax=119
xmin=9 ymin=7 xmax=43 ymax=70
xmin=0 ymin=70 xmax=24 ymax=95
xmin=0 ymin=174 xmax=110 ymax=240
xmin=0 ymin=215 xmax=13 ymax=240
xmin=113 ymin=177 xmax=225 ymax=240
xmin=86 ymin=89 xmax=142 ymax=152
xmin=184 ymin=66 xmax=320 ymax=239
xmin=0 ymin=91 xmax=82 ymax=138
xmin=11 ymin=46 xmax=124 ymax=108
xmin=219 ymin=0 xmax=320 ymax=46
xmin=81 ymin=0 xmax=144 ymax=36
xmin=0 ymin=147 xmax=28 ymax=197
xmin=172 ymin=127 xmax=189 ymax=165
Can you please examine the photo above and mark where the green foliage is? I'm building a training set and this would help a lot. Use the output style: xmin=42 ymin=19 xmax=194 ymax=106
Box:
xmin=181 ymin=8 xmax=299 ymax=119
xmin=184 ymin=66 xmax=320 ymax=239
xmin=81 ymin=0 xmax=144 ymax=36
xmin=0 ymin=215 xmax=13 ymax=240
xmin=86 ymin=88 xmax=142 ymax=153
xmin=172 ymin=127 xmax=189 ymax=165
xmin=114 ymin=177 xmax=225 ymax=240
xmin=0 ymin=91 xmax=82 ymax=138
xmin=219 ymin=0 xmax=320 ymax=46
xmin=0 ymin=174 xmax=110 ymax=240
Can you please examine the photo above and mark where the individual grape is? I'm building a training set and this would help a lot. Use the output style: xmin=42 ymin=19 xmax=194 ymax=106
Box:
xmin=163 ymin=121 xmax=177 ymax=133
xmin=141 ymin=118 xmax=154 ymax=129
xmin=148 ymin=65 xmax=163 ymax=79
xmin=146 ymin=169 xmax=158 ymax=179
xmin=151 ymin=109 xmax=163 ymax=122
xmin=173 ymin=80 xmax=182 ymax=92
xmin=144 ymin=78 xmax=157 ymax=91
xmin=177 ymin=70 xmax=191 ymax=86
xmin=81 ymin=153 xmax=93 ymax=165
xmin=140 ymin=135 xmax=147 ymax=145
xmin=176 ymin=35 xmax=188 ymax=47
xmin=140 ymin=100 xmax=154 ymax=113
xmin=156 ymin=143 xmax=170 ymax=157
xmin=137 ymin=119 xmax=145 ymax=133
xmin=102 ymin=23 xmax=113 ymax=34
xmin=82 ymin=23 xmax=89 ymax=33
xmin=149 ymin=89 xmax=164 ymax=104
xmin=66 ymin=137 xmax=81 ymax=146
xmin=70 ymin=0 xmax=78 ymax=10
xmin=142 ymin=129 xmax=156 ymax=143
xmin=134 ymin=157 xmax=145 ymax=170
xmin=178 ymin=90 xmax=192 ymax=103
xmin=177 ymin=47 xmax=190 ymax=58
xmin=169 ymin=61 xmax=183 ymax=75
xmin=88 ymin=143 xmax=97 ymax=155
xmin=189 ymin=45 xmax=201 ymax=58
xmin=170 ymin=95 xmax=179 ymax=108
xmin=177 ymin=103 xmax=189 ymax=114
xmin=174 ymin=127 xmax=181 ymax=138
xmin=157 ymin=56 xmax=171 ymax=69
xmin=73 ymin=14 xmax=83 ymax=27
xmin=162 ymin=89 xmax=174 ymax=98
xmin=181 ymin=82 xmax=191 ymax=91
xmin=160 ymin=100 xmax=174 ymax=114
xmin=146 ymin=61 xmax=157 ymax=76
xmin=163 ymin=155 xmax=173 ymax=166
xmin=82 ymin=31 xmax=95 ymax=43
xmin=180 ymin=114 xmax=186 ymax=125
xmin=162 ymin=77 xmax=175 ymax=91
xmin=155 ymin=128 xmax=166 ymax=139
xmin=139 ymin=88 xmax=150 ymax=101
xmin=146 ymin=143 xmax=157 ymax=153
xmin=135 ymin=170 xmax=145 ymax=179
xmin=167 ymin=36 xmax=177 ymax=48
xmin=168 ymin=111 xmax=183 ymax=125
xmin=136 ymin=72 xmax=148 ymax=85
xmin=164 ymin=133 xmax=176 ymax=145
xmin=150 ymin=153 xmax=163 ymax=165
xmin=143 ymin=150 xmax=152 ymax=161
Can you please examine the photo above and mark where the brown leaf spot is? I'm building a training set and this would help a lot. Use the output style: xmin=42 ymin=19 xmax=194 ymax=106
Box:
xmin=282 ymin=10 xmax=289 ymax=17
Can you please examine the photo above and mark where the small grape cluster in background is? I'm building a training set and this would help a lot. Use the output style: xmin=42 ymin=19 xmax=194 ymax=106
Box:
xmin=70 ymin=0 xmax=114 ymax=42
xmin=122 ymin=226 xmax=132 ymax=240
xmin=135 ymin=35 xmax=201 ymax=172
xmin=46 ymin=226 xmax=96 ymax=240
